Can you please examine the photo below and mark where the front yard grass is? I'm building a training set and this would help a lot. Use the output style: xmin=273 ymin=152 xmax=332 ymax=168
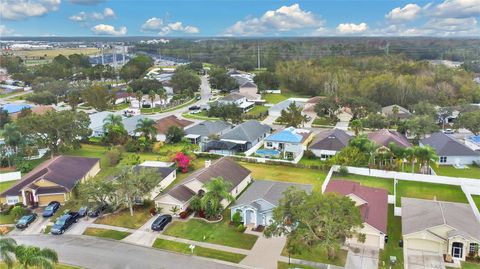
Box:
xmin=472 ymin=195 xmax=480 ymax=211
xmin=246 ymin=105 xmax=268 ymax=116
xmin=153 ymin=238 xmax=246 ymax=263
xmin=83 ymin=227 xmax=131 ymax=240
xmin=433 ymin=165 xmax=480 ymax=179
xmin=94 ymin=206 xmax=151 ymax=229
xmin=312 ymin=117 xmax=336 ymax=126
xmin=238 ymin=162 xmax=327 ymax=192
xmin=379 ymin=205 xmax=403 ymax=269
xmin=0 ymin=213 xmax=16 ymax=225
xmin=447 ymin=262 xmax=480 ymax=269
xmin=281 ymin=243 xmax=347 ymax=267
xmin=0 ymin=180 xmax=17 ymax=193
xmin=163 ymin=210 xmax=258 ymax=250
xmin=277 ymin=261 xmax=317 ymax=269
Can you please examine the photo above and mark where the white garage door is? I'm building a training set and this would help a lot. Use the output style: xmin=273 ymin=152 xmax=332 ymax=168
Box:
xmin=364 ymin=234 xmax=381 ymax=248
xmin=407 ymin=239 xmax=443 ymax=254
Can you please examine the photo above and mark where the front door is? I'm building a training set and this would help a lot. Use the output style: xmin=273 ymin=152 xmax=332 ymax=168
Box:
xmin=452 ymin=242 xmax=463 ymax=259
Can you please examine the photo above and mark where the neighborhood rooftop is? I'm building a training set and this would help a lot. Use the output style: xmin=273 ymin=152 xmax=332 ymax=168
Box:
xmin=310 ymin=128 xmax=352 ymax=151
xmin=421 ymin=132 xmax=480 ymax=156
xmin=220 ymin=120 xmax=271 ymax=143
xmin=154 ymin=115 xmax=193 ymax=134
xmin=265 ymin=127 xmax=304 ymax=143
xmin=185 ymin=120 xmax=232 ymax=137
xmin=367 ymin=129 xmax=412 ymax=148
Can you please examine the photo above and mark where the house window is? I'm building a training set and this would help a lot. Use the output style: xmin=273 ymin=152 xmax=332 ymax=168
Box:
xmin=6 ymin=196 xmax=19 ymax=205
xmin=470 ymin=243 xmax=478 ymax=254
xmin=440 ymin=156 xmax=447 ymax=163
xmin=266 ymin=142 xmax=272 ymax=148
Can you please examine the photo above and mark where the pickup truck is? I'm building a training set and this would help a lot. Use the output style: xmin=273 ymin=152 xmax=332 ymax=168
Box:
xmin=51 ymin=212 xmax=79 ymax=235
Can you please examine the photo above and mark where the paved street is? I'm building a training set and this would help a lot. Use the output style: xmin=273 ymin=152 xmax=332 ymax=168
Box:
xmin=11 ymin=235 xmax=245 ymax=269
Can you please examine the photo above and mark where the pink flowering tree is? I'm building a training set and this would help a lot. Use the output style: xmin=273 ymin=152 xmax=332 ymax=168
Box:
xmin=173 ymin=152 xmax=190 ymax=173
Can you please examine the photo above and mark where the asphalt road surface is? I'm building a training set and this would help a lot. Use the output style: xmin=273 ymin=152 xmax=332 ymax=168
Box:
xmin=12 ymin=235 xmax=243 ymax=269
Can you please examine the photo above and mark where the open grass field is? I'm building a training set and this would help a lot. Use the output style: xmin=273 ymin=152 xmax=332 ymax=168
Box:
xmin=433 ymin=165 xmax=480 ymax=179
xmin=13 ymin=48 xmax=100 ymax=59
xmin=239 ymin=162 xmax=327 ymax=192
xmin=94 ymin=206 xmax=152 ymax=229
xmin=83 ymin=227 xmax=131 ymax=240
xmin=281 ymin=243 xmax=347 ymax=267
xmin=153 ymin=238 xmax=246 ymax=263
xmin=379 ymin=205 xmax=403 ymax=269
xmin=163 ymin=210 xmax=258 ymax=250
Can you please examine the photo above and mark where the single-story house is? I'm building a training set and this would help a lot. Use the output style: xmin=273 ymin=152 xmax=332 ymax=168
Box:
xmin=155 ymin=157 xmax=252 ymax=212
xmin=10 ymin=105 xmax=54 ymax=120
xmin=230 ymin=180 xmax=312 ymax=228
xmin=261 ymin=127 xmax=312 ymax=160
xmin=217 ymin=93 xmax=255 ymax=113
xmin=381 ymin=105 xmax=412 ymax=119
xmin=325 ymin=180 xmax=388 ymax=249
xmin=309 ymin=128 xmax=352 ymax=160
xmin=268 ymin=99 xmax=306 ymax=118
xmin=368 ymin=129 xmax=412 ymax=149
xmin=401 ymin=197 xmax=480 ymax=267
xmin=0 ymin=156 xmax=100 ymax=206
xmin=134 ymin=162 xmax=176 ymax=200
xmin=420 ymin=132 xmax=480 ymax=166
xmin=184 ymin=120 xmax=232 ymax=151
xmin=154 ymin=115 xmax=194 ymax=142
xmin=206 ymin=120 xmax=271 ymax=154
xmin=88 ymin=111 xmax=114 ymax=137
xmin=239 ymin=81 xmax=260 ymax=100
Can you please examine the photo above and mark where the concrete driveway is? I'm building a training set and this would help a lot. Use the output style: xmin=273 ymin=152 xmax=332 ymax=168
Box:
xmin=122 ymin=215 xmax=159 ymax=247
xmin=345 ymin=245 xmax=379 ymax=269
xmin=10 ymin=215 xmax=51 ymax=235
xmin=65 ymin=217 xmax=96 ymax=235
xmin=406 ymin=249 xmax=445 ymax=269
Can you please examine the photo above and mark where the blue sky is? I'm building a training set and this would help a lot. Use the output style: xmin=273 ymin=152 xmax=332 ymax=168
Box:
xmin=1 ymin=0 xmax=479 ymax=37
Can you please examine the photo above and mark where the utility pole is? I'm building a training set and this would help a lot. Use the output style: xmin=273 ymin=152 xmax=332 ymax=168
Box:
xmin=101 ymin=44 xmax=104 ymax=65
xmin=257 ymin=43 xmax=261 ymax=69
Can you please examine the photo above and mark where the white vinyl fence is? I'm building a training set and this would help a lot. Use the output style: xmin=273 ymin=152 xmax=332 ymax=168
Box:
xmin=0 ymin=171 xmax=21 ymax=182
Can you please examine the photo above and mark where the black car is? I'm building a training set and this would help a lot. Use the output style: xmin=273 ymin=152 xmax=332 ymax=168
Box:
xmin=151 ymin=214 xmax=172 ymax=231
xmin=15 ymin=213 xmax=37 ymax=229
xmin=42 ymin=201 xmax=61 ymax=217
xmin=88 ymin=203 xmax=108 ymax=218
xmin=189 ymin=105 xmax=200 ymax=111
xmin=78 ymin=206 xmax=89 ymax=217
xmin=51 ymin=212 xmax=79 ymax=235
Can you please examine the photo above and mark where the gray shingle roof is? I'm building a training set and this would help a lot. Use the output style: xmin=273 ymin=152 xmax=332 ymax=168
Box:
xmin=233 ymin=180 xmax=312 ymax=209
xmin=310 ymin=129 xmax=352 ymax=151
xmin=269 ymin=99 xmax=305 ymax=113
xmin=421 ymin=132 xmax=479 ymax=156
xmin=133 ymin=165 xmax=175 ymax=179
xmin=240 ymin=81 xmax=257 ymax=88
xmin=382 ymin=105 xmax=411 ymax=116
xmin=185 ymin=120 xmax=232 ymax=137
xmin=219 ymin=93 xmax=245 ymax=102
xmin=220 ymin=120 xmax=271 ymax=143
xmin=401 ymin=198 xmax=480 ymax=241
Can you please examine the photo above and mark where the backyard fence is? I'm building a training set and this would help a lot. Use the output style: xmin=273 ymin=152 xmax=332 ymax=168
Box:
xmin=0 ymin=171 xmax=21 ymax=182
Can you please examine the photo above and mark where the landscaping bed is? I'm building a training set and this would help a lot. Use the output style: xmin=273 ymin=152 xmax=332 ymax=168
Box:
xmin=163 ymin=210 xmax=258 ymax=250
xmin=281 ymin=243 xmax=347 ymax=267
xmin=83 ymin=228 xmax=131 ymax=240
xmin=153 ymin=238 xmax=246 ymax=263
xmin=379 ymin=205 xmax=403 ymax=269
xmin=94 ymin=206 xmax=152 ymax=229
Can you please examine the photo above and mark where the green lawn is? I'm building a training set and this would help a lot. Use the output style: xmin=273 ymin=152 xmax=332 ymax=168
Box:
xmin=140 ymin=96 xmax=197 ymax=114
xmin=246 ymin=105 xmax=268 ymax=116
xmin=447 ymin=262 xmax=480 ymax=269
xmin=433 ymin=165 xmax=480 ymax=179
xmin=110 ymin=103 xmax=130 ymax=111
xmin=332 ymin=173 xmax=394 ymax=194
xmin=472 ymin=195 xmax=480 ymax=211
xmin=0 ymin=213 xmax=16 ymax=224
xmin=379 ymin=205 xmax=403 ymax=269
xmin=153 ymin=238 xmax=246 ymax=263
xmin=0 ymin=180 xmax=17 ymax=193
xmin=262 ymin=93 xmax=297 ymax=104
xmin=239 ymin=162 xmax=327 ymax=192
xmin=94 ymin=206 xmax=151 ymax=229
xmin=281 ymin=243 xmax=347 ymax=267
xmin=396 ymin=181 xmax=468 ymax=205
xmin=0 ymin=263 xmax=79 ymax=269
xmin=312 ymin=117 xmax=336 ymax=126
xmin=182 ymin=111 xmax=219 ymax=120
xmin=277 ymin=261 xmax=318 ymax=269
xmin=297 ymin=157 xmax=326 ymax=168
xmin=44 ymin=225 xmax=52 ymax=234
xmin=163 ymin=210 xmax=258 ymax=250
xmin=83 ymin=227 xmax=131 ymax=240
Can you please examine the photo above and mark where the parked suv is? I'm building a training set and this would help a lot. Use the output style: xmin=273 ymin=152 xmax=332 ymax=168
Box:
xmin=88 ymin=203 xmax=108 ymax=218
xmin=15 ymin=213 xmax=37 ymax=229
xmin=42 ymin=201 xmax=60 ymax=217
xmin=51 ymin=212 xmax=79 ymax=235
xmin=151 ymin=214 xmax=172 ymax=231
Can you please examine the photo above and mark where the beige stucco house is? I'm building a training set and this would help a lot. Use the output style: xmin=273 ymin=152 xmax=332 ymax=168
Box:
xmin=402 ymin=198 xmax=480 ymax=268
xmin=155 ymin=157 xmax=252 ymax=213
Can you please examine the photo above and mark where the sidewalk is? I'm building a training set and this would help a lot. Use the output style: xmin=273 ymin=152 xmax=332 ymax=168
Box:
xmin=121 ymin=215 xmax=159 ymax=247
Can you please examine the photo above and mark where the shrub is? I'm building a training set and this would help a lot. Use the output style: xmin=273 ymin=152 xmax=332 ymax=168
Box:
xmin=232 ymin=211 xmax=243 ymax=226
xmin=152 ymin=142 xmax=164 ymax=153
xmin=189 ymin=196 xmax=202 ymax=213
xmin=237 ymin=224 xmax=246 ymax=233
xmin=303 ymin=149 xmax=316 ymax=160
xmin=16 ymin=161 xmax=34 ymax=173
xmin=0 ymin=204 xmax=13 ymax=215
xmin=11 ymin=205 xmax=27 ymax=219
xmin=106 ymin=149 xmax=122 ymax=166
xmin=338 ymin=166 xmax=349 ymax=176
xmin=179 ymin=211 xmax=189 ymax=219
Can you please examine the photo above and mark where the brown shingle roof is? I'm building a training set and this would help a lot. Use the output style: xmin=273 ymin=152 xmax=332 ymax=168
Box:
xmin=10 ymin=106 xmax=54 ymax=119
xmin=325 ymin=180 xmax=388 ymax=233
xmin=1 ymin=156 xmax=100 ymax=197
xmin=154 ymin=115 xmax=194 ymax=134
xmin=367 ymin=129 xmax=412 ymax=148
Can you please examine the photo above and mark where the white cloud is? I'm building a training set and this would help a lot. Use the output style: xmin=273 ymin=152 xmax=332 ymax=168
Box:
xmin=0 ymin=25 xmax=15 ymax=35
xmin=69 ymin=8 xmax=115 ymax=22
xmin=385 ymin=4 xmax=422 ymax=22
xmin=68 ymin=0 xmax=104 ymax=5
xmin=423 ymin=17 xmax=479 ymax=35
xmin=0 ymin=0 xmax=61 ymax=20
xmin=141 ymin=17 xmax=199 ymax=35
xmin=224 ymin=4 xmax=324 ymax=36
xmin=428 ymin=0 xmax=480 ymax=18
xmin=336 ymin=23 xmax=368 ymax=34
xmin=91 ymin=24 xmax=127 ymax=36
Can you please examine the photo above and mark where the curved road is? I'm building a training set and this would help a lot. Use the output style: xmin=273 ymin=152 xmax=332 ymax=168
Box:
xmin=11 ymin=235 xmax=243 ymax=269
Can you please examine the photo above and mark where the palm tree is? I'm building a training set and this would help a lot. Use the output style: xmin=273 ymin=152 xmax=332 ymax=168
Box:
xmin=170 ymin=205 xmax=180 ymax=216
xmin=157 ymin=88 xmax=167 ymax=107
xmin=404 ymin=147 xmax=416 ymax=173
xmin=0 ymin=237 xmax=17 ymax=269
xmin=388 ymin=142 xmax=406 ymax=171
xmin=103 ymin=114 xmax=123 ymax=131
xmin=135 ymin=91 xmax=143 ymax=109
xmin=414 ymin=146 xmax=438 ymax=174
xmin=201 ymin=177 xmax=234 ymax=219
xmin=15 ymin=245 xmax=58 ymax=269
xmin=125 ymin=86 xmax=133 ymax=103
xmin=349 ymin=119 xmax=363 ymax=136
xmin=3 ymin=123 xmax=22 ymax=155
xmin=135 ymin=118 xmax=157 ymax=140
xmin=148 ymin=90 xmax=157 ymax=112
